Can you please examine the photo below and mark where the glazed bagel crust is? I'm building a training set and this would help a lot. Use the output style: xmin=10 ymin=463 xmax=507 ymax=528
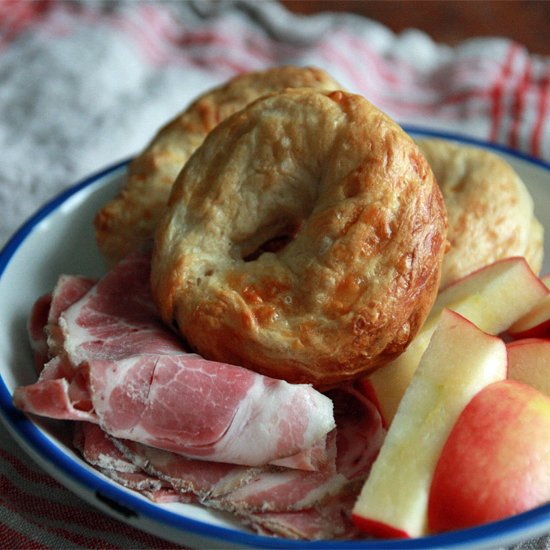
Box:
xmin=152 ymin=89 xmax=447 ymax=388
xmin=417 ymin=139 xmax=544 ymax=288
xmin=94 ymin=66 xmax=340 ymax=265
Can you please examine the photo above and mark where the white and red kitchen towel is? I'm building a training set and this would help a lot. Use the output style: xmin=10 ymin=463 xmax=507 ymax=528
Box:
xmin=0 ymin=1 xmax=549 ymax=548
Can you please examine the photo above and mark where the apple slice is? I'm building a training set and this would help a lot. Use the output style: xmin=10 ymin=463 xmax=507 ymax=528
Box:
xmin=352 ymin=309 xmax=507 ymax=539
xmin=507 ymin=338 xmax=550 ymax=396
xmin=429 ymin=379 xmax=550 ymax=533
xmin=366 ymin=257 xmax=546 ymax=425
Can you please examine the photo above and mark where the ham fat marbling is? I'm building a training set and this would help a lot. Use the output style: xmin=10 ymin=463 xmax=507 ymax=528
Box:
xmin=14 ymin=253 xmax=335 ymax=467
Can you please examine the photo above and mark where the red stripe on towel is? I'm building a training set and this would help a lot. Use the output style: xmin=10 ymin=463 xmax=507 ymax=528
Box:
xmin=490 ymin=43 xmax=520 ymax=142
xmin=531 ymin=67 xmax=550 ymax=157
xmin=509 ymin=56 xmax=532 ymax=150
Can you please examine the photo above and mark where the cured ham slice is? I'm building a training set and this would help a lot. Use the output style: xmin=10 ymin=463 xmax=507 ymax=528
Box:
xmin=65 ymin=371 xmax=384 ymax=540
xmin=113 ymin=433 xmax=340 ymax=512
xmin=28 ymin=274 xmax=95 ymax=375
xmin=227 ymin=385 xmax=383 ymax=539
xmin=213 ymin=442 xmax=344 ymax=514
xmin=14 ymin=253 xmax=335 ymax=468
xmin=27 ymin=293 xmax=51 ymax=374
xmin=58 ymin=253 xmax=184 ymax=365
xmin=114 ymin=438 xmax=258 ymax=500
xmin=213 ymin=385 xmax=383 ymax=514
xmin=330 ymin=385 xmax=386 ymax=481
xmin=19 ymin=276 xmax=99 ymax=421
xmin=104 ymin=383 xmax=384 ymax=539
xmin=16 ymin=252 xmax=388 ymax=540
xmin=243 ymin=492 xmax=362 ymax=540
xmin=15 ymin=377 xmax=95 ymax=421
xmin=269 ymin=436 xmax=330 ymax=471
xmin=74 ymin=422 xmax=140 ymax=474
xmin=86 ymin=354 xmax=333 ymax=466
xmin=46 ymin=275 xmax=97 ymax=358
xmin=73 ymin=423 xmax=188 ymax=503
xmin=27 ymin=275 xmax=97 ymax=382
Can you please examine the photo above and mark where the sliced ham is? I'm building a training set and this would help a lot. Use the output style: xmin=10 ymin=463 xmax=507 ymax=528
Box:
xmin=15 ymin=252 xmax=387 ymax=540
xmin=33 ymin=275 xmax=97 ymax=382
xmin=73 ymin=423 xmax=188 ymax=504
xmin=270 ymin=436 xmax=330 ymax=471
xmin=73 ymin=422 xmax=140 ymax=474
xmin=58 ymin=253 xmax=183 ymax=365
xmin=242 ymin=492 xmax=362 ymax=540
xmin=27 ymin=293 xmax=51 ymax=374
xmin=103 ymin=470 xmax=189 ymax=504
xmin=112 ymin=385 xmax=382 ymax=509
xmin=212 ymin=385 xmax=383 ymax=514
xmin=213 ymin=438 xmax=344 ymax=514
xmin=330 ymin=385 xmax=386 ymax=481
xmin=114 ymin=438 xmax=258 ymax=500
xmin=47 ymin=274 xmax=97 ymax=354
xmin=221 ymin=385 xmax=384 ymax=539
xmin=14 ymin=253 xmax=335 ymax=468
xmin=27 ymin=274 xmax=96 ymax=376
xmin=105 ymin=383 xmax=384 ymax=539
xmin=86 ymin=354 xmax=333 ymax=466
xmin=18 ymin=275 xmax=99 ymax=420
xmin=15 ymin=353 xmax=334 ymax=467
xmin=15 ymin=376 xmax=96 ymax=422
xmin=113 ymin=433 xmax=340 ymax=513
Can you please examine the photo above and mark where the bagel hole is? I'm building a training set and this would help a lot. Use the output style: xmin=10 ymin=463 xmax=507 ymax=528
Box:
xmin=241 ymin=220 xmax=302 ymax=262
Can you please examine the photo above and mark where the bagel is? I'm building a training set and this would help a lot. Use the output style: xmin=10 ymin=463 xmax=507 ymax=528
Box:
xmin=417 ymin=138 xmax=544 ymax=288
xmin=94 ymin=66 xmax=341 ymax=265
xmin=151 ymin=89 xmax=448 ymax=388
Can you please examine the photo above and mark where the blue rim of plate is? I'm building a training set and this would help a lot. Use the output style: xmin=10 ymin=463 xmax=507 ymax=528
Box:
xmin=0 ymin=126 xmax=549 ymax=549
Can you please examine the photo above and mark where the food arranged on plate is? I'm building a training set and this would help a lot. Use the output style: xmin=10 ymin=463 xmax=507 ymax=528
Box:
xmin=12 ymin=66 xmax=550 ymax=541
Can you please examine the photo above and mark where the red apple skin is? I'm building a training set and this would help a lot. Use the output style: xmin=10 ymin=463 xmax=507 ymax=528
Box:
xmin=508 ymin=318 xmax=550 ymax=340
xmin=351 ymin=515 xmax=409 ymax=539
xmin=428 ymin=380 xmax=550 ymax=533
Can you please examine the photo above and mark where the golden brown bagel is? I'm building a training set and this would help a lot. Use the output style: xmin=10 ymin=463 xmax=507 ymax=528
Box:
xmin=152 ymin=89 xmax=448 ymax=388
xmin=417 ymin=138 xmax=543 ymax=288
xmin=94 ymin=66 xmax=341 ymax=265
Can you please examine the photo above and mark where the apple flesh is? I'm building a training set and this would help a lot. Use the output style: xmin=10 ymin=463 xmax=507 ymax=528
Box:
xmin=366 ymin=257 xmax=547 ymax=426
xmin=507 ymin=338 xmax=550 ymax=396
xmin=429 ymin=380 xmax=550 ymax=533
xmin=361 ymin=324 xmax=432 ymax=429
xmin=352 ymin=309 xmax=507 ymax=539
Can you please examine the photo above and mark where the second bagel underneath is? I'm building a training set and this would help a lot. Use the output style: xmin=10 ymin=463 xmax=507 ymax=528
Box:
xmin=151 ymin=88 xmax=448 ymax=389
